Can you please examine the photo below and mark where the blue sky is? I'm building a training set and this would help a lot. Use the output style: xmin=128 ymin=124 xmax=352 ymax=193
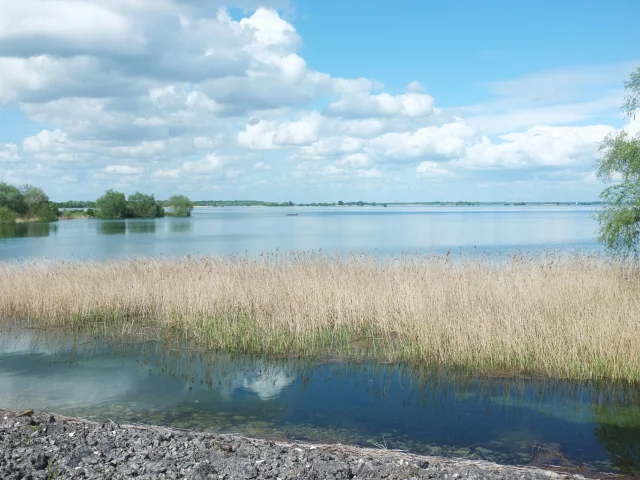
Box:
xmin=0 ymin=0 xmax=638 ymax=202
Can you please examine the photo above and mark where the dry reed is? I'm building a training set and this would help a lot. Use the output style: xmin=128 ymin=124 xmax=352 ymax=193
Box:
xmin=1 ymin=251 xmax=639 ymax=381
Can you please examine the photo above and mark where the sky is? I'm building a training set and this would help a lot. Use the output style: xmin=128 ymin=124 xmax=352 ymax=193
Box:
xmin=0 ymin=0 xmax=638 ymax=202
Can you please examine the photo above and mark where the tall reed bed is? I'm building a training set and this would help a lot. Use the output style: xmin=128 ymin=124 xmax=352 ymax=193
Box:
xmin=1 ymin=252 xmax=639 ymax=381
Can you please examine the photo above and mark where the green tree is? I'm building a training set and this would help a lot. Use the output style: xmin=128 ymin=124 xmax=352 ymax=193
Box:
xmin=96 ymin=189 xmax=128 ymax=219
xmin=20 ymin=184 xmax=50 ymax=218
xmin=36 ymin=203 xmax=59 ymax=222
xmin=127 ymin=192 xmax=164 ymax=218
xmin=0 ymin=182 xmax=27 ymax=216
xmin=0 ymin=206 xmax=17 ymax=225
xmin=166 ymin=195 xmax=194 ymax=217
xmin=595 ymin=67 xmax=640 ymax=256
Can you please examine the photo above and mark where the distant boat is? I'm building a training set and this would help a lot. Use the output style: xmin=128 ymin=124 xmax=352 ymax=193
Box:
xmin=286 ymin=213 xmax=299 ymax=216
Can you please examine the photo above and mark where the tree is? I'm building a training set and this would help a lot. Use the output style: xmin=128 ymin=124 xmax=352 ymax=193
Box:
xmin=96 ymin=189 xmax=128 ymax=219
xmin=338 ymin=201 xmax=344 ymax=206
xmin=0 ymin=206 xmax=17 ymax=225
xmin=127 ymin=192 xmax=164 ymax=218
xmin=0 ymin=182 xmax=27 ymax=216
xmin=35 ymin=203 xmax=59 ymax=222
xmin=166 ymin=195 xmax=194 ymax=217
xmin=595 ymin=67 xmax=640 ymax=256
xmin=20 ymin=184 xmax=50 ymax=218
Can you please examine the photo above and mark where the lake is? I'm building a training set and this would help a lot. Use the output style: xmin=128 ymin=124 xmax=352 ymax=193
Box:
xmin=0 ymin=205 xmax=601 ymax=261
xmin=4 ymin=205 xmax=635 ymax=475
xmin=0 ymin=331 xmax=638 ymax=474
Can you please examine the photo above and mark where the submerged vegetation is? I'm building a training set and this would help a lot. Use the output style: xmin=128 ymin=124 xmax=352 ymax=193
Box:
xmin=1 ymin=252 xmax=639 ymax=382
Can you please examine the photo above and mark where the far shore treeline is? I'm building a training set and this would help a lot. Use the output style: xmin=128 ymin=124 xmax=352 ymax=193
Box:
xmin=1 ymin=180 xmax=607 ymax=227
xmin=0 ymin=182 xmax=194 ymax=225
xmin=54 ymin=199 xmax=604 ymax=209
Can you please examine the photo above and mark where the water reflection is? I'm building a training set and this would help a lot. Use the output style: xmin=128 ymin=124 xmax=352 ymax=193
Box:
xmin=97 ymin=221 xmax=127 ymax=235
xmin=169 ymin=219 xmax=192 ymax=233
xmin=0 ymin=222 xmax=57 ymax=239
xmin=0 ymin=206 xmax=602 ymax=261
xmin=593 ymin=405 xmax=640 ymax=472
xmin=0 ymin=331 xmax=638 ymax=475
xmin=128 ymin=220 xmax=156 ymax=235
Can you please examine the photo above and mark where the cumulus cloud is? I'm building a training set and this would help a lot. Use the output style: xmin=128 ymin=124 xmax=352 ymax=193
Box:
xmin=455 ymin=124 xmax=615 ymax=169
xmin=335 ymin=153 xmax=371 ymax=169
xmin=253 ymin=161 xmax=271 ymax=170
xmin=0 ymin=144 xmax=20 ymax=162
xmin=182 ymin=154 xmax=226 ymax=174
xmin=22 ymin=129 xmax=67 ymax=153
xmin=416 ymin=161 xmax=448 ymax=178
xmin=152 ymin=168 xmax=181 ymax=179
xmin=368 ymin=120 xmax=477 ymax=161
xmin=406 ymin=80 xmax=425 ymax=93
xmin=104 ymin=165 xmax=144 ymax=175
xmin=0 ymin=0 xmax=629 ymax=199
xmin=326 ymin=92 xmax=435 ymax=118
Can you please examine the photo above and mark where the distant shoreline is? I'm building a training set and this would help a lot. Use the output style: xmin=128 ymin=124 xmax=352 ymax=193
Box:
xmin=191 ymin=202 xmax=600 ymax=207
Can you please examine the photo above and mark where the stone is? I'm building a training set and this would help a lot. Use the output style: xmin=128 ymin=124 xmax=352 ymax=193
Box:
xmin=0 ymin=410 xmax=589 ymax=480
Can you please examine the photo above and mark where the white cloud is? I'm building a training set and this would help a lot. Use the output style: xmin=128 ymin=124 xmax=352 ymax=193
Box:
xmin=0 ymin=144 xmax=20 ymax=162
xmin=368 ymin=120 xmax=477 ymax=161
xmin=406 ymin=80 xmax=425 ymax=93
xmin=0 ymin=0 xmax=630 ymax=200
xmin=416 ymin=161 xmax=448 ymax=178
xmin=104 ymin=165 xmax=144 ymax=175
xmin=225 ymin=168 xmax=244 ymax=178
xmin=22 ymin=129 xmax=67 ymax=153
xmin=627 ymin=116 xmax=640 ymax=136
xmin=326 ymin=92 xmax=435 ymax=118
xmin=456 ymin=124 xmax=615 ymax=169
xmin=0 ymin=1 xmax=145 ymax=57
xmin=110 ymin=141 xmax=166 ymax=158
xmin=182 ymin=154 xmax=226 ymax=174
xmin=335 ymin=153 xmax=371 ymax=169
xmin=152 ymin=168 xmax=181 ymax=179
xmin=357 ymin=167 xmax=381 ymax=178
xmin=253 ymin=161 xmax=271 ymax=170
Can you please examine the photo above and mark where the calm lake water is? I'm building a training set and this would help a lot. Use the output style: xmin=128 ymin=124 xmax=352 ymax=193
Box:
xmin=0 ymin=331 xmax=638 ymax=474
xmin=0 ymin=205 xmax=601 ymax=261
xmin=3 ymin=206 xmax=633 ymax=474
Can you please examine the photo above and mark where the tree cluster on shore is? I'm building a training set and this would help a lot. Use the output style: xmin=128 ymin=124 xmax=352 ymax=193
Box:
xmin=0 ymin=182 xmax=194 ymax=224
xmin=0 ymin=183 xmax=58 ymax=225
xmin=94 ymin=190 xmax=194 ymax=219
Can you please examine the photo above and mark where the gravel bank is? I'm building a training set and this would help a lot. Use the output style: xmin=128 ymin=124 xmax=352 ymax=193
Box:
xmin=1 ymin=409 xmax=591 ymax=480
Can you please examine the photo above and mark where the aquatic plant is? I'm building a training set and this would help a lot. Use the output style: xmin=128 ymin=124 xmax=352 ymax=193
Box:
xmin=1 ymin=251 xmax=639 ymax=381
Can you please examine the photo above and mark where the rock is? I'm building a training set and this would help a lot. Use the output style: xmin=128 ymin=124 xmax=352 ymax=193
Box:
xmin=0 ymin=410 xmax=591 ymax=480
xmin=16 ymin=410 xmax=34 ymax=418
xmin=30 ymin=453 xmax=49 ymax=470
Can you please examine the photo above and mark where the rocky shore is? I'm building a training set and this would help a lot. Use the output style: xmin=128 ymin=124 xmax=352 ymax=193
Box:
xmin=1 ymin=409 xmax=593 ymax=480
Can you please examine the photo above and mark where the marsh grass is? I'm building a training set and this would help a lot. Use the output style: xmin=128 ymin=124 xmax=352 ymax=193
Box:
xmin=1 ymin=251 xmax=639 ymax=381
